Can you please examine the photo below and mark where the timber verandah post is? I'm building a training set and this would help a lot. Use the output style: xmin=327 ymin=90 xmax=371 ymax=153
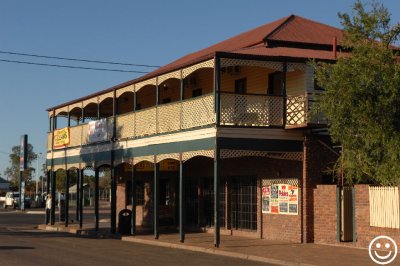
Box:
xmin=65 ymin=169 xmax=70 ymax=227
xmin=110 ymin=89 xmax=117 ymax=234
xmin=79 ymin=168 xmax=84 ymax=229
xmin=94 ymin=167 xmax=99 ymax=231
xmin=154 ymin=156 xmax=160 ymax=239
xmin=214 ymin=55 xmax=221 ymax=248
xmin=131 ymin=164 xmax=136 ymax=236
xmin=179 ymin=155 xmax=184 ymax=242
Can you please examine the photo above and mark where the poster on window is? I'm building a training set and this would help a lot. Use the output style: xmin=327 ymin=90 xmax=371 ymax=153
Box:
xmin=88 ymin=118 xmax=108 ymax=143
xmin=262 ymin=183 xmax=298 ymax=215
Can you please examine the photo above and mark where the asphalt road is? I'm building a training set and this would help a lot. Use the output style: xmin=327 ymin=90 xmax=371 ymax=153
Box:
xmin=0 ymin=208 xmax=274 ymax=266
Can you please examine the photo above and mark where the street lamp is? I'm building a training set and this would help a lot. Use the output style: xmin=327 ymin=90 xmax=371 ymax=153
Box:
xmin=36 ymin=152 xmax=42 ymax=197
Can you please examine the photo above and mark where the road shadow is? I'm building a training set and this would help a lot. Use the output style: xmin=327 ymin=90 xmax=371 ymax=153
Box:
xmin=0 ymin=246 xmax=35 ymax=250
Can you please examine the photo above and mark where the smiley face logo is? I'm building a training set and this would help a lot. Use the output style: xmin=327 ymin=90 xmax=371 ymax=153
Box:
xmin=369 ymin=236 xmax=397 ymax=265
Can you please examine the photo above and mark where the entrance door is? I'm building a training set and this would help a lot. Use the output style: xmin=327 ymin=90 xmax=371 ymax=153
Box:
xmin=185 ymin=178 xmax=199 ymax=225
xmin=231 ymin=176 xmax=257 ymax=231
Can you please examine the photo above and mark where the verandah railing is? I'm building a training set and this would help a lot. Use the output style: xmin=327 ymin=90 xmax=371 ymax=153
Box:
xmin=47 ymin=92 xmax=308 ymax=150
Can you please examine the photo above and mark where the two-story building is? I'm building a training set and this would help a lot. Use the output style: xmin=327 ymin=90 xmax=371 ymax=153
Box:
xmin=46 ymin=15 xmax=340 ymax=246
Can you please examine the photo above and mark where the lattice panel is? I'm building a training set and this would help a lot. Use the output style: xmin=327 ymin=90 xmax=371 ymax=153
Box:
xmin=116 ymin=112 xmax=135 ymax=139
xmin=220 ymin=149 xmax=303 ymax=161
xmin=182 ymin=94 xmax=215 ymax=129
xmin=133 ymin=156 xmax=155 ymax=165
xmin=157 ymin=70 xmax=181 ymax=84
xmin=220 ymin=94 xmax=283 ymax=126
xmin=47 ymin=133 xmax=52 ymax=151
xmin=81 ymin=123 xmax=89 ymax=145
xmin=156 ymin=153 xmax=180 ymax=163
xmin=220 ymin=58 xmax=283 ymax=71
xmin=286 ymin=94 xmax=307 ymax=126
xmin=182 ymin=150 xmax=214 ymax=161
xmin=135 ymin=78 xmax=156 ymax=92
xmin=182 ymin=59 xmax=214 ymax=78
xmin=262 ymin=178 xmax=299 ymax=186
xmin=135 ymin=108 xmax=157 ymax=137
xmin=69 ymin=125 xmax=82 ymax=147
xmin=287 ymin=63 xmax=306 ymax=72
xmin=116 ymin=85 xmax=134 ymax=98
xmin=157 ymin=102 xmax=181 ymax=133
xmin=107 ymin=117 xmax=114 ymax=140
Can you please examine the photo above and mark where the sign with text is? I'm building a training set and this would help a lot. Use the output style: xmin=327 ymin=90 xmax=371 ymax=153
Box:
xmin=88 ymin=119 xmax=108 ymax=143
xmin=53 ymin=127 xmax=70 ymax=148
xmin=19 ymin=135 xmax=27 ymax=171
xmin=262 ymin=183 xmax=298 ymax=215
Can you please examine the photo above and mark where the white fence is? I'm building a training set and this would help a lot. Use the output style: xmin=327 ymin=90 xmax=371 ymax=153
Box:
xmin=369 ymin=186 xmax=400 ymax=229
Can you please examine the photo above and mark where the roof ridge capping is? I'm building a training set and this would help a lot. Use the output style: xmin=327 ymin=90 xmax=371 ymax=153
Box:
xmin=263 ymin=14 xmax=344 ymax=49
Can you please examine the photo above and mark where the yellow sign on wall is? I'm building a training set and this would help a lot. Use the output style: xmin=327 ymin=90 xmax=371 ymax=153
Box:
xmin=134 ymin=159 xmax=179 ymax=172
xmin=53 ymin=127 xmax=70 ymax=148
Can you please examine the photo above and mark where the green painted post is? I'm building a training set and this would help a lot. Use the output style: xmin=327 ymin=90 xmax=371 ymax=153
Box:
xmin=79 ymin=169 xmax=84 ymax=229
xmin=179 ymin=159 xmax=184 ymax=242
xmin=352 ymin=187 xmax=356 ymax=243
xmin=337 ymin=187 xmax=341 ymax=242
xmin=76 ymin=168 xmax=80 ymax=222
xmin=154 ymin=159 xmax=159 ymax=239
xmin=214 ymin=55 xmax=221 ymax=125
xmin=95 ymin=168 xmax=99 ymax=231
xmin=51 ymin=171 xmax=56 ymax=225
xmin=131 ymin=165 xmax=136 ymax=236
xmin=65 ymin=170 xmax=70 ymax=227
xmin=110 ymin=166 xmax=117 ymax=234
xmin=214 ymin=145 xmax=220 ymax=247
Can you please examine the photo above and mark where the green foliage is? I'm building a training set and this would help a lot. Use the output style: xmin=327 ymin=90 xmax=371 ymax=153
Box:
xmin=4 ymin=144 xmax=37 ymax=191
xmin=311 ymin=1 xmax=400 ymax=185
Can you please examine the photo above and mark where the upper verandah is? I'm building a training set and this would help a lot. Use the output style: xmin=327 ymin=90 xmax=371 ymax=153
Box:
xmin=46 ymin=15 xmax=344 ymax=113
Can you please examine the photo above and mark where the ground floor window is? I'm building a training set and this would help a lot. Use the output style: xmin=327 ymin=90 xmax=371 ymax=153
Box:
xmin=231 ymin=176 xmax=257 ymax=231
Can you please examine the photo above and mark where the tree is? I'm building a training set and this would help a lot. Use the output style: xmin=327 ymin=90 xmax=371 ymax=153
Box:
xmin=4 ymin=144 xmax=37 ymax=191
xmin=312 ymin=1 xmax=400 ymax=185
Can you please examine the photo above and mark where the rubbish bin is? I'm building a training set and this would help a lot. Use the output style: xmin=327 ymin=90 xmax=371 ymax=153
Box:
xmin=118 ymin=209 xmax=132 ymax=235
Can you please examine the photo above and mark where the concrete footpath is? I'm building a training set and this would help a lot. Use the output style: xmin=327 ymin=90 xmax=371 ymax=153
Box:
xmin=37 ymin=224 xmax=392 ymax=266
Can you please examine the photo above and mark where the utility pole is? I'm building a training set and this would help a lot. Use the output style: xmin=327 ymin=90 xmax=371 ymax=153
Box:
xmin=36 ymin=152 xmax=42 ymax=196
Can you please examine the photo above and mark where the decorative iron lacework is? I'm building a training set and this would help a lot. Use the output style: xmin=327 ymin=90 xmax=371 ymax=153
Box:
xmin=156 ymin=153 xmax=180 ymax=163
xmin=135 ymin=78 xmax=156 ymax=92
xmin=116 ymin=85 xmax=134 ymax=98
xmin=157 ymin=70 xmax=181 ymax=84
xmin=220 ymin=58 xmax=283 ymax=71
xmin=262 ymin=178 xmax=299 ymax=186
xmin=182 ymin=59 xmax=214 ymax=78
xmin=220 ymin=94 xmax=283 ymax=126
xmin=133 ymin=155 xmax=155 ymax=165
xmin=220 ymin=149 xmax=303 ymax=161
xmin=182 ymin=150 xmax=214 ymax=161
xmin=286 ymin=94 xmax=307 ymax=126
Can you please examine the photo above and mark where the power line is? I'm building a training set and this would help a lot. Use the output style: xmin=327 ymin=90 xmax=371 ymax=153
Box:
xmin=0 ymin=59 xmax=150 ymax=73
xmin=0 ymin=50 xmax=160 ymax=68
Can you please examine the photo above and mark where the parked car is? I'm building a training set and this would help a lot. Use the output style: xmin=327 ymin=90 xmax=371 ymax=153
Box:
xmin=3 ymin=192 xmax=31 ymax=209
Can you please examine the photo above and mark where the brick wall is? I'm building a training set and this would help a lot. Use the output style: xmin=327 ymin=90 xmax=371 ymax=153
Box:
xmin=303 ymin=136 xmax=338 ymax=243
xmin=355 ymin=185 xmax=400 ymax=249
xmin=313 ymin=185 xmax=338 ymax=244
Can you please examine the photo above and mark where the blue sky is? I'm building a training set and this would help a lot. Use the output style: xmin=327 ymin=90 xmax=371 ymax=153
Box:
xmin=0 ymin=0 xmax=399 ymax=177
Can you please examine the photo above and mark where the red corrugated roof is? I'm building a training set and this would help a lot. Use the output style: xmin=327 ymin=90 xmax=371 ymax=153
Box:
xmin=266 ymin=15 xmax=343 ymax=45
xmin=48 ymin=15 xmax=345 ymax=111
